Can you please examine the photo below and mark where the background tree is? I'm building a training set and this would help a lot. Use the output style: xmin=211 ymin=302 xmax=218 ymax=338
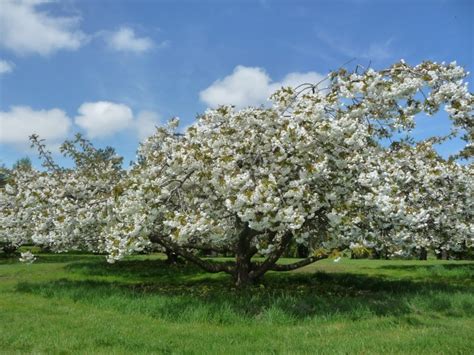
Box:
xmin=0 ymin=163 xmax=9 ymax=189
xmin=0 ymin=162 xmax=38 ymax=255
xmin=12 ymin=157 xmax=32 ymax=171
xmin=0 ymin=135 xmax=124 ymax=256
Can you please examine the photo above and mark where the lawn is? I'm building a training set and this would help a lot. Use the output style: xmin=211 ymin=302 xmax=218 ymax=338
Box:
xmin=0 ymin=252 xmax=473 ymax=354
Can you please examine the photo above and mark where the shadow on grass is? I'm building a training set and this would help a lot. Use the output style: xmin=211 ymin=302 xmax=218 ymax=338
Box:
xmin=14 ymin=258 xmax=474 ymax=323
xmin=378 ymin=263 xmax=474 ymax=271
xmin=65 ymin=259 xmax=222 ymax=282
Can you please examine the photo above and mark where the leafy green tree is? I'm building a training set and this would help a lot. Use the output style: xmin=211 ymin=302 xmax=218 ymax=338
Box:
xmin=12 ymin=157 xmax=32 ymax=171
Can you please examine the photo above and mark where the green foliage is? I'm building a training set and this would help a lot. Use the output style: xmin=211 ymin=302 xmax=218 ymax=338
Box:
xmin=351 ymin=246 xmax=372 ymax=259
xmin=60 ymin=133 xmax=123 ymax=170
xmin=0 ymin=253 xmax=473 ymax=353
xmin=12 ymin=157 xmax=32 ymax=171
xmin=0 ymin=163 xmax=9 ymax=188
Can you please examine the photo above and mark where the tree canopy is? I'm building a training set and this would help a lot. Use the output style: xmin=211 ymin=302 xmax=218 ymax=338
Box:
xmin=1 ymin=60 xmax=473 ymax=287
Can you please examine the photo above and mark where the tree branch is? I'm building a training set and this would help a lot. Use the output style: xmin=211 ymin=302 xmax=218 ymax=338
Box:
xmin=269 ymin=254 xmax=328 ymax=271
xmin=249 ymin=231 xmax=293 ymax=280
xmin=180 ymin=243 xmax=231 ymax=254
xmin=150 ymin=234 xmax=234 ymax=274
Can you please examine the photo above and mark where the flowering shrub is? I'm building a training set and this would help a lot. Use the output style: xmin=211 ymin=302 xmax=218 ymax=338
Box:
xmin=19 ymin=251 xmax=36 ymax=264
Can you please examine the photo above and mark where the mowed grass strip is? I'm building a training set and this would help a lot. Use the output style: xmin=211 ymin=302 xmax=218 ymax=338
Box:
xmin=1 ymin=253 xmax=473 ymax=354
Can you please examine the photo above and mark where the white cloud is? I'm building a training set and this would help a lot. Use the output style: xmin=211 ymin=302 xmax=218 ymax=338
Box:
xmin=135 ymin=110 xmax=161 ymax=140
xmin=0 ymin=101 xmax=161 ymax=151
xmin=75 ymin=101 xmax=134 ymax=139
xmin=0 ymin=0 xmax=85 ymax=56
xmin=74 ymin=101 xmax=161 ymax=139
xmin=200 ymin=66 xmax=272 ymax=108
xmin=199 ymin=66 xmax=325 ymax=109
xmin=0 ymin=60 xmax=14 ymax=74
xmin=0 ymin=106 xmax=72 ymax=146
xmin=107 ymin=27 xmax=154 ymax=53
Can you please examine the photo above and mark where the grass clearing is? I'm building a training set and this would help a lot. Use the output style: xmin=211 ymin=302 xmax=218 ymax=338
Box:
xmin=1 ymin=253 xmax=473 ymax=354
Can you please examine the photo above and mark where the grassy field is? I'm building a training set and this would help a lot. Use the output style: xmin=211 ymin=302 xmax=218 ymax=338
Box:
xmin=0 ymin=252 xmax=473 ymax=354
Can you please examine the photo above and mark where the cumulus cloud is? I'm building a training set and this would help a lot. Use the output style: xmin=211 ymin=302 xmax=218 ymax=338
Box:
xmin=199 ymin=66 xmax=325 ymax=108
xmin=200 ymin=66 xmax=271 ymax=108
xmin=0 ymin=60 xmax=14 ymax=74
xmin=279 ymin=71 xmax=326 ymax=89
xmin=106 ymin=27 xmax=154 ymax=53
xmin=74 ymin=101 xmax=161 ymax=139
xmin=0 ymin=0 xmax=86 ymax=56
xmin=0 ymin=101 xmax=161 ymax=152
xmin=0 ymin=106 xmax=72 ymax=146
xmin=75 ymin=101 xmax=134 ymax=139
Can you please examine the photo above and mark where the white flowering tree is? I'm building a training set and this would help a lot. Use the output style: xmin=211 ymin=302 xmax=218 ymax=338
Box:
xmin=0 ymin=163 xmax=39 ymax=254
xmin=0 ymin=134 xmax=124 ymax=255
xmin=105 ymin=61 xmax=473 ymax=287
xmin=1 ymin=61 xmax=472 ymax=286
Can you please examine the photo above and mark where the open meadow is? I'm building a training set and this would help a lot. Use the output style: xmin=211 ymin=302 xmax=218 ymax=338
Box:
xmin=1 ymin=253 xmax=473 ymax=354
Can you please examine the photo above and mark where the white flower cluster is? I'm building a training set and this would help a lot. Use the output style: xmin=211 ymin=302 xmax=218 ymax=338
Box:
xmin=19 ymin=251 xmax=36 ymax=264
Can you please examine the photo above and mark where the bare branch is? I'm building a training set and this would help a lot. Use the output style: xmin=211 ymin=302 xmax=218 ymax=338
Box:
xmin=249 ymin=231 xmax=293 ymax=280
xmin=150 ymin=234 xmax=235 ymax=274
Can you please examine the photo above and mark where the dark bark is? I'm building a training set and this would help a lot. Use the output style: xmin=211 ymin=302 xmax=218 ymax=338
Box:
xmin=180 ymin=243 xmax=231 ymax=254
xmin=296 ymin=244 xmax=309 ymax=258
xmin=249 ymin=231 xmax=293 ymax=281
xmin=233 ymin=223 xmax=259 ymax=288
xmin=269 ymin=254 xmax=328 ymax=271
xmin=419 ymin=247 xmax=428 ymax=260
xmin=164 ymin=249 xmax=180 ymax=264
xmin=2 ymin=243 xmax=17 ymax=255
xmin=441 ymin=249 xmax=449 ymax=260
xmin=150 ymin=234 xmax=234 ymax=274
xmin=374 ymin=247 xmax=389 ymax=260
xmin=372 ymin=249 xmax=381 ymax=259
xmin=150 ymin=228 xmax=327 ymax=288
xmin=434 ymin=249 xmax=448 ymax=260
xmin=234 ymin=239 xmax=252 ymax=287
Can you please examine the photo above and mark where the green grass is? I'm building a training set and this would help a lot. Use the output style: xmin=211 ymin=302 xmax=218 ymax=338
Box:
xmin=1 ymin=252 xmax=473 ymax=354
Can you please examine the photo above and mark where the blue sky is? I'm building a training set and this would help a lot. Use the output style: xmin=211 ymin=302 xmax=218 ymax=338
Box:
xmin=0 ymin=0 xmax=472 ymax=168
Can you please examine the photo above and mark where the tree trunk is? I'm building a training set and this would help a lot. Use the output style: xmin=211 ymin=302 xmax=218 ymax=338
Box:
xmin=150 ymin=228 xmax=326 ymax=288
xmin=233 ymin=225 xmax=254 ymax=288
xmin=297 ymin=244 xmax=309 ymax=258
xmin=372 ymin=249 xmax=381 ymax=259
xmin=2 ymin=243 xmax=17 ymax=255
xmin=419 ymin=247 xmax=427 ymax=260
xmin=441 ymin=250 xmax=448 ymax=260
xmin=164 ymin=249 xmax=180 ymax=264
xmin=234 ymin=262 xmax=252 ymax=288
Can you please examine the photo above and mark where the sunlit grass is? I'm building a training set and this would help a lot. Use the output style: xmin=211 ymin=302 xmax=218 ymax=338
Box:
xmin=1 ymin=252 xmax=473 ymax=354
